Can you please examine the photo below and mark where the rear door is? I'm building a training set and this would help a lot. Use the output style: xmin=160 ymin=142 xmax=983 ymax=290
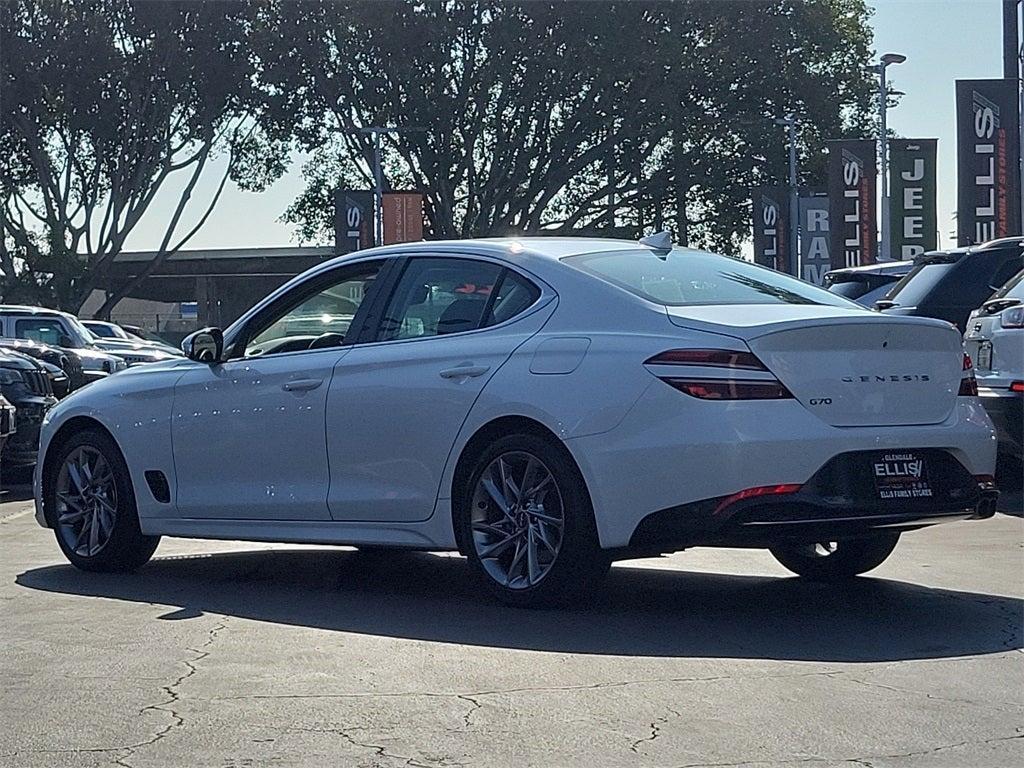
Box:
xmin=325 ymin=255 xmax=554 ymax=523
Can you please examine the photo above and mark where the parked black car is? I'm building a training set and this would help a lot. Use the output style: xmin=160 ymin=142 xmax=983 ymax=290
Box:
xmin=877 ymin=237 xmax=1024 ymax=331
xmin=824 ymin=260 xmax=915 ymax=307
xmin=0 ymin=394 xmax=15 ymax=464
xmin=0 ymin=349 xmax=57 ymax=466
xmin=0 ymin=337 xmax=87 ymax=393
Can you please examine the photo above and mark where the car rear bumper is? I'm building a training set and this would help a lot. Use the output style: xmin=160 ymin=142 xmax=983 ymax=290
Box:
xmin=978 ymin=387 xmax=1023 ymax=459
xmin=567 ymin=385 xmax=997 ymax=549
xmin=626 ymin=449 xmax=998 ymax=555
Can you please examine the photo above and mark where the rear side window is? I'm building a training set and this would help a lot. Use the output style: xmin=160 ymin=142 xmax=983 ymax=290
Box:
xmin=487 ymin=270 xmax=541 ymax=326
xmin=883 ymin=263 xmax=953 ymax=306
xmin=564 ymin=249 xmax=853 ymax=307
xmin=378 ymin=258 xmax=503 ymax=340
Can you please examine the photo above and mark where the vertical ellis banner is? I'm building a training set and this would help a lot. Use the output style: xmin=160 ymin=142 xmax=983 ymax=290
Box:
xmin=797 ymin=190 xmax=831 ymax=285
xmin=334 ymin=190 xmax=376 ymax=252
xmin=752 ymin=187 xmax=790 ymax=272
xmin=889 ymin=139 xmax=938 ymax=259
xmin=956 ymin=79 xmax=1022 ymax=245
xmin=827 ymin=140 xmax=877 ymax=269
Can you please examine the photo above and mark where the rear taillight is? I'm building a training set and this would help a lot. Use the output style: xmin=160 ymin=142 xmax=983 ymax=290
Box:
xmin=1010 ymin=381 xmax=1024 ymax=393
xmin=662 ymin=378 xmax=793 ymax=400
xmin=645 ymin=348 xmax=768 ymax=371
xmin=645 ymin=348 xmax=792 ymax=400
xmin=959 ymin=352 xmax=978 ymax=396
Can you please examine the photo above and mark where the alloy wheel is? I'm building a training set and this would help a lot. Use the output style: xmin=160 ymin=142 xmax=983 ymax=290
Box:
xmin=55 ymin=446 xmax=118 ymax=558
xmin=470 ymin=451 xmax=565 ymax=589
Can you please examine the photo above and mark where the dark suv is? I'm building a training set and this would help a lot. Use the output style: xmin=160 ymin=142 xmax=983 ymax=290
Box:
xmin=0 ymin=349 xmax=57 ymax=466
xmin=877 ymin=237 xmax=1024 ymax=332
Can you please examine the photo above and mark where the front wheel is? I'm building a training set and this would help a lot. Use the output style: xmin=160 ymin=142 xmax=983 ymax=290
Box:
xmin=770 ymin=532 xmax=900 ymax=581
xmin=458 ymin=434 xmax=609 ymax=608
xmin=45 ymin=428 xmax=160 ymax=572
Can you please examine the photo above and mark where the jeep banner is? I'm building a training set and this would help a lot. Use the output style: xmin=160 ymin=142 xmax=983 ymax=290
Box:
xmin=889 ymin=139 xmax=938 ymax=259
xmin=752 ymin=186 xmax=790 ymax=272
xmin=797 ymin=189 xmax=831 ymax=285
xmin=956 ymin=79 xmax=1022 ymax=246
xmin=334 ymin=189 xmax=376 ymax=252
xmin=827 ymin=140 xmax=877 ymax=269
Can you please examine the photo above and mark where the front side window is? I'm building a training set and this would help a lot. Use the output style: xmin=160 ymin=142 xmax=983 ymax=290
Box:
xmin=564 ymin=249 xmax=855 ymax=308
xmin=377 ymin=258 xmax=504 ymax=341
xmin=15 ymin=318 xmax=76 ymax=347
xmin=244 ymin=261 xmax=382 ymax=356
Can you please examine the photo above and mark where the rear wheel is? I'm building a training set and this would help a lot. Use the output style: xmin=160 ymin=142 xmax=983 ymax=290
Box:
xmin=46 ymin=429 xmax=159 ymax=572
xmin=770 ymin=533 xmax=900 ymax=581
xmin=458 ymin=433 xmax=609 ymax=608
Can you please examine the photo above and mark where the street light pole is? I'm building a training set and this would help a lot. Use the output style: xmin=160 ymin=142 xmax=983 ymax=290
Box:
xmin=876 ymin=53 xmax=906 ymax=262
xmin=775 ymin=114 xmax=800 ymax=277
xmin=344 ymin=126 xmax=427 ymax=245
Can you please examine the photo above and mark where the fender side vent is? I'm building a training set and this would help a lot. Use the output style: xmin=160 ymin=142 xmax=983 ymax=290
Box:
xmin=144 ymin=470 xmax=171 ymax=504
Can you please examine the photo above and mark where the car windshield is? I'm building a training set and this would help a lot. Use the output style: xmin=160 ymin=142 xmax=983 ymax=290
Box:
xmin=990 ymin=269 xmax=1024 ymax=301
xmin=880 ymin=263 xmax=954 ymax=306
xmin=86 ymin=322 xmax=127 ymax=339
xmin=64 ymin=316 xmax=100 ymax=347
xmin=563 ymin=248 xmax=855 ymax=307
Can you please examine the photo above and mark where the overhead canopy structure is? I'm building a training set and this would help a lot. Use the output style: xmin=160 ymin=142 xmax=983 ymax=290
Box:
xmin=101 ymin=246 xmax=338 ymax=326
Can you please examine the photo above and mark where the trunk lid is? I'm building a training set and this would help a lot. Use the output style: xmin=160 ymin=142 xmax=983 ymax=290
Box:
xmin=666 ymin=305 xmax=963 ymax=427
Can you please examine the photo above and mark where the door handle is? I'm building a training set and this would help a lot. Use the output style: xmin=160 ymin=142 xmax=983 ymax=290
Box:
xmin=439 ymin=365 xmax=490 ymax=379
xmin=282 ymin=378 xmax=323 ymax=392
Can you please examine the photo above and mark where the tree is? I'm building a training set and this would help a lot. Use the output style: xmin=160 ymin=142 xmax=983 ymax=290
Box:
xmin=0 ymin=0 xmax=284 ymax=315
xmin=262 ymin=0 xmax=875 ymax=252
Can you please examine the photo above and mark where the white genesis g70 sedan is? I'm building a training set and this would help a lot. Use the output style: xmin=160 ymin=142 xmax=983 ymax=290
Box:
xmin=34 ymin=237 xmax=999 ymax=606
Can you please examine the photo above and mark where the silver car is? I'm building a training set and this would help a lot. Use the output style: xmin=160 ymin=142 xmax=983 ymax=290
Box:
xmin=964 ymin=269 xmax=1024 ymax=461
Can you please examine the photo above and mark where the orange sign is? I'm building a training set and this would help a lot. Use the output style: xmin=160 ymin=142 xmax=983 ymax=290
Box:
xmin=382 ymin=193 xmax=424 ymax=245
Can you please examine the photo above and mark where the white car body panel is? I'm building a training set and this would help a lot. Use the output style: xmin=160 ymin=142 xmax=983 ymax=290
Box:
xmin=34 ymin=238 xmax=998 ymax=555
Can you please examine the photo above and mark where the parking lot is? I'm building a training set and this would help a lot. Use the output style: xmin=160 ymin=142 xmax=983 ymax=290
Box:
xmin=0 ymin=484 xmax=1020 ymax=768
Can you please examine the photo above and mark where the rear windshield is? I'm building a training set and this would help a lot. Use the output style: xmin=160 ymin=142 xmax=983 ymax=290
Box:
xmin=881 ymin=263 xmax=953 ymax=306
xmin=991 ymin=269 xmax=1024 ymax=300
xmin=563 ymin=249 xmax=854 ymax=307
xmin=827 ymin=279 xmax=870 ymax=299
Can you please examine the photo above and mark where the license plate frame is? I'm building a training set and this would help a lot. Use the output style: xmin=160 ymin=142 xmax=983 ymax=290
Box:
xmin=872 ymin=452 xmax=933 ymax=500
xmin=977 ymin=342 xmax=992 ymax=371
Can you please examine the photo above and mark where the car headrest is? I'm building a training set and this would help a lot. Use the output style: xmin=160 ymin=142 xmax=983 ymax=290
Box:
xmin=436 ymin=298 xmax=486 ymax=335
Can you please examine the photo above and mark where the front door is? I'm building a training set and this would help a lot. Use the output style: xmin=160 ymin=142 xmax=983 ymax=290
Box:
xmin=326 ymin=256 xmax=552 ymax=523
xmin=171 ymin=259 xmax=384 ymax=520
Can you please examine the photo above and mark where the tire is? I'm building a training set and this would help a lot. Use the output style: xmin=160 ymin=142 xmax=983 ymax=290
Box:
xmin=769 ymin=533 xmax=900 ymax=581
xmin=456 ymin=433 xmax=609 ymax=608
xmin=44 ymin=428 xmax=159 ymax=572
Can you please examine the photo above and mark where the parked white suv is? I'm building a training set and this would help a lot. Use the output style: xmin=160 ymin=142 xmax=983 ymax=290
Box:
xmin=0 ymin=306 xmax=126 ymax=382
xmin=964 ymin=270 xmax=1024 ymax=462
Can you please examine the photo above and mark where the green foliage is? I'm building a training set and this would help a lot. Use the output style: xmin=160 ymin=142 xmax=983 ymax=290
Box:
xmin=0 ymin=0 xmax=283 ymax=313
xmin=263 ymin=0 xmax=876 ymax=251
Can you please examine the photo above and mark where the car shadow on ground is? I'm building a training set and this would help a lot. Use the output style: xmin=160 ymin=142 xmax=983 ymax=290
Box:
xmin=17 ymin=547 xmax=1023 ymax=662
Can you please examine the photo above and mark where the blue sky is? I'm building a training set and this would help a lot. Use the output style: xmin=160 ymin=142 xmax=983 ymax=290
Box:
xmin=123 ymin=0 xmax=1010 ymax=253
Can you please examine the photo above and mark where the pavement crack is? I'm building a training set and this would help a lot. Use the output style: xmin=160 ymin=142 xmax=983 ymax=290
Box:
xmin=629 ymin=705 xmax=682 ymax=755
xmin=114 ymin=618 xmax=229 ymax=768
xmin=455 ymin=693 xmax=483 ymax=729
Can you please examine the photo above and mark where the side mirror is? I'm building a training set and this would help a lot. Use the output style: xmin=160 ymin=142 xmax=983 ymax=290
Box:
xmin=181 ymin=327 xmax=224 ymax=363
xmin=58 ymin=334 xmax=74 ymax=348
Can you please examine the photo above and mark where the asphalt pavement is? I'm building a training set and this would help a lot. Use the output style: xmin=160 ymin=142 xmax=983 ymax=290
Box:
xmin=1 ymin=484 xmax=1021 ymax=768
